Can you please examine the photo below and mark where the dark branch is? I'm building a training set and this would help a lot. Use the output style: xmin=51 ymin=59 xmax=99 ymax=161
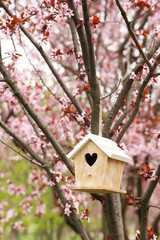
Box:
xmin=81 ymin=0 xmax=101 ymax=135
xmin=140 ymin=164 xmax=160 ymax=240
xmin=0 ymin=0 xmax=88 ymax=124
xmin=115 ymin=0 xmax=152 ymax=70
xmin=0 ymin=59 xmax=74 ymax=174
xmin=0 ymin=121 xmax=46 ymax=166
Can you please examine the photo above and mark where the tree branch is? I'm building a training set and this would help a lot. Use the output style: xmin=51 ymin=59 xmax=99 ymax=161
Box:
xmin=102 ymin=77 xmax=134 ymax=138
xmin=68 ymin=18 xmax=93 ymax=108
xmin=115 ymin=0 xmax=152 ymax=70
xmin=21 ymin=104 xmax=49 ymax=162
xmin=0 ymin=58 xmax=74 ymax=174
xmin=0 ymin=0 xmax=88 ymax=124
xmin=140 ymin=164 xmax=160 ymax=240
xmin=102 ymin=36 xmax=160 ymax=138
xmin=81 ymin=0 xmax=97 ymax=86
xmin=118 ymin=9 xmax=151 ymax=79
xmin=81 ymin=0 xmax=101 ymax=135
xmin=0 ymin=120 xmax=46 ymax=167
xmin=116 ymin=53 xmax=160 ymax=143
xmin=142 ymin=164 xmax=160 ymax=203
xmin=0 ymin=139 xmax=43 ymax=167
xmin=53 ymin=181 xmax=90 ymax=240
xmin=67 ymin=0 xmax=91 ymax=81
xmin=130 ymin=1 xmax=160 ymax=24
xmin=68 ymin=18 xmax=83 ymax=71
xmin=148 ymin=205 xmax=160 ymax=210
xmin=101 ymin=78 xmax=121 ymax=100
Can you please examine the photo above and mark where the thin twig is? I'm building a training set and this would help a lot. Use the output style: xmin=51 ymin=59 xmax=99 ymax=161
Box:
xmin=152 ymin=72 xmax=160 ymax=76
xmin=67 ymin=0 xmax=91 ymax=81
xmin=101 ymin=78 xmax=121 ymax=100
xmin=0 ymin=120 xmax=47 ymax=166
xmin=102 ymin=36 xmax=160 ymax=138
xmin=116 ymin=70 xmax=153 ymax=144
xmin=130 ymin=1 xmax=160 ymax=23
xmin=0 ymin=139 xmax=43 ymax=167
xmin=115 ymin=0 xmax=152 ymax=70
xmin=0 ymin=57 xmax=74 ymax=173
xmin=0 ymin=0 xmax=87 ymax=122
xmin=149 ymin=205 xmax=160 ymax=210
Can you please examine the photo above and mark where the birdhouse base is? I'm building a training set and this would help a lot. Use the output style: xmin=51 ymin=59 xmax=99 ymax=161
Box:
xmin=70 ymin=186 xmax=126 ymax=194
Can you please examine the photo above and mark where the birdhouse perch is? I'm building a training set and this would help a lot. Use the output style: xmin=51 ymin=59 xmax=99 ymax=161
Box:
xmin=67 ymin=134 xmax=132 ymax=194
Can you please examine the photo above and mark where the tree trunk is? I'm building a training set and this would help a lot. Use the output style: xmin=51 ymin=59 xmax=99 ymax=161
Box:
xmin=103 ymin=194 xmax=125 ymax=240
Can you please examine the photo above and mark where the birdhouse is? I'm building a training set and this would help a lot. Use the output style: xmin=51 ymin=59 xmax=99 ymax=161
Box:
xmin=67 ymin=134 xmax=132 ymax=194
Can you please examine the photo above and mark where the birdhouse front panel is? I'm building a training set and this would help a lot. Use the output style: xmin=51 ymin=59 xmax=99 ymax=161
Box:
xmin=74 ymin=141 xmax=108 ymax=188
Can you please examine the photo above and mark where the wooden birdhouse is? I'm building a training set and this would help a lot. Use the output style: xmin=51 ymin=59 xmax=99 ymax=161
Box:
xmin=67 ymin=134 xmax=132 ymax=194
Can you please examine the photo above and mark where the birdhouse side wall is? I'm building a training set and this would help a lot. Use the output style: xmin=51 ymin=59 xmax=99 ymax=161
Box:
xmin=74 ymin=141 xmax=108 ymax=187
xmin=103 ymin=158 xmax=125 ymax=189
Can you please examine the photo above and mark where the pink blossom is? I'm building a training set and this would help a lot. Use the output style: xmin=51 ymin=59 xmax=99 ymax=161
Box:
xmin=59 ymin=96 xmax=70 ymax=108
xmin=7 ymin=182 xmax=26 ymax=196
xmin=130 ymin=71 xmax=137 ymax=79
xmin=76 ymin=114 xmax=85 ymax=124
xmin=30 ymin=190 xmax=40 ymax=200
xmin=73 ymin=200 xmax=79 ymax=214
xmin=13 ymin=221 xmax=25 ymax=230
xmin=36 ymin=201 xmax=46 ymax=218
xmin=0 ymin=226 xmax=3 ymax=234
xmin=72 ymin=88 xmax=80 ymax=96
xmin=27 ymin=5 xmax=40 ymax=15
xmin=64 ymin=203 xmax=71 ymax=216
xmin=21 ymin=199 xmax=32 ymax=215
xmin=0 ymin=172 xmax=5 ymax=178
xmin=0 ymin=201 xmax=8 ymax=209
xmin=155 ymin=25 xmax=160 ymax=35
xmin=154 ymin=48 xmax=160 ymax=58
xmin=150 ymin=172 xmax=158 ymax=181
xmin=135 ymin=229 xmax=140 ymax=239
xmin=51 ymin=48 xmax=63 ymax=60
xmin=5 ymin=209 xmax=14 ymax=221
xmin=5 ymin=51 xmax=22 ymax=61
xmin=50 ymin=169 xmax=62 ymax=183
xmin=28 ymin=169 xmax=39 ymax=185
xmin=48 ymin=179 xmax=55 ymax=186
xmin=80 ymin=67 xmax=86 ymax=76
xmin=80 ymin=209 xmax=90 ymax=222
xmin=77 ymin=52 xmax=83 ymax=64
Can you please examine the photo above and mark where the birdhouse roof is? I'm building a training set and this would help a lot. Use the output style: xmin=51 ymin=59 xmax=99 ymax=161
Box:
xmin=67 ymin=134 xmax=132 ymax=163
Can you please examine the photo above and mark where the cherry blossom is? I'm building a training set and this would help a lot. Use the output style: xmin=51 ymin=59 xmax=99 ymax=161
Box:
xmin=12 ymin=221 xmax=25 ymax=230
xmin=64 ymin=202 xmax=72 ymax=216
xmin=35 ymin=201 xmax=46 ymax=218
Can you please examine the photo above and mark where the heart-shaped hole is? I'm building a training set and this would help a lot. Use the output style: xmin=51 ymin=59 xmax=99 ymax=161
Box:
xmin=85 ymin=153 xmax=98 ymax=166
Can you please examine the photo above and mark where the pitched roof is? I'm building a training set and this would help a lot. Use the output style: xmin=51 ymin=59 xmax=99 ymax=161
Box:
xmin=67 ymin=133 xmax=132 ymax=163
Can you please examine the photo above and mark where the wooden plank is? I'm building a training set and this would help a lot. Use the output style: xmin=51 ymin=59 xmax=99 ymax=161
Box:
xmin=70 ymin=186 xmax=126 ymax=194
xmin=103 ymin=158 xmax=124 ymax=189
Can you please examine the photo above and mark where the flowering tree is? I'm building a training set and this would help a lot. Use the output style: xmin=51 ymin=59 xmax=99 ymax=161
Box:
xmin=0 ymin=0 xmax=160 ymax=239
